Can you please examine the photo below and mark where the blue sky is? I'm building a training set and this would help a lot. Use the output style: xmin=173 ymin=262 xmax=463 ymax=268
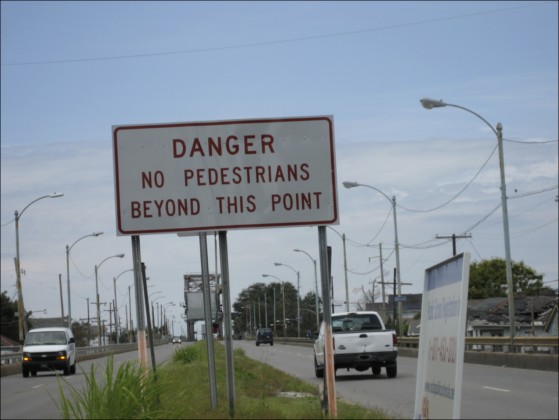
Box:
xmin=1 ymin=1 xmax=557 ymax=330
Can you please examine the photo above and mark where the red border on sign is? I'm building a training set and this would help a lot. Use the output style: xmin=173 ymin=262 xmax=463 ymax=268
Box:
xmin=113 ymin=116 xmax=337 ymax=235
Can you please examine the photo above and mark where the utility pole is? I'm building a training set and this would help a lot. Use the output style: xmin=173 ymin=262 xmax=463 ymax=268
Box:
xmin=379 ymin=244 xmax=386 ymax=320
xmin=103 ymin=304 xmax=113 ymax=344
xmin=128 ymin=285 xmax=133 ymax=343
xmin=435 ymin=234 xmax=472 ymax=256
xmin=58 ymin=274 xmax=65 ymax=325
xmin=377 ymin=274 xmax=412 ymax=332
xmin=87 ymin=298 xmax=90 ymax=346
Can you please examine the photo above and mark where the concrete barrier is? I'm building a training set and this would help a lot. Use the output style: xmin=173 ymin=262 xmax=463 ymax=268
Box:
xmin=275 ymin=337 xmax=559 ymax=372
xmin=1 ymin=341 xmax=167 ymax=377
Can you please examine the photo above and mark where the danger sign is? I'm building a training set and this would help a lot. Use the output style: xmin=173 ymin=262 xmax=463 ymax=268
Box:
xmin=112 ymin=116 xmax=338 ymax=235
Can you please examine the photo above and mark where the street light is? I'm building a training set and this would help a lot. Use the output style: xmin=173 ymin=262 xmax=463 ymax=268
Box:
xmin=14 ymin=192 xmax=64 ymax=343
xmin=343 ymin=181 xmax=403 ymax=336
xmin=262 ymin=274 xmax=286 ymax=337
xmin=420 ymin=97 xmax=516 ymax=347
xmin=95 ymin=254 xmax=125 ymax=346
xmin=151 ymin=296 xmax=164 ymax=338
xmin=274 ymin=262 xmax=301 ymax=338
xmin=293 ymin=249 xmax=320 ymax=331
xmin=326 ymin=226 xmax=350 ymax=313
xmin=163 ymin=302 xmax=175 ymax=336
xmin=113 ymin=268 xmax=133 ymax=344
xmin=66 ymin=232 xmax=103 ymax=329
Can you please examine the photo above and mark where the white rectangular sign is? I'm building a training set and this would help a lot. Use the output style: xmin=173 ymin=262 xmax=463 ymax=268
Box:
xmin=113 ymin=116 xmax=338 ymax=235
xmin=186 ymin=292 xmax=217 ymax=321
xmin=414 ymin=253 xmax=470 ymax=419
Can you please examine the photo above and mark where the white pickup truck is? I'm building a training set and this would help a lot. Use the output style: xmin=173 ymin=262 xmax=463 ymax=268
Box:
xmin=313 ymin=311 xmax=398 ymax=378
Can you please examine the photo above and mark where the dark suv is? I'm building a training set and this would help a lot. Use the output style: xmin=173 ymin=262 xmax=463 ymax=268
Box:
xmin=256 ymin=328 xmax=273 ymax=346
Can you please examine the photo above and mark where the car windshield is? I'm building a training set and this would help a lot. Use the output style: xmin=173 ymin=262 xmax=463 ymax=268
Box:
xmin=24 ymin=331 xmax=67 ymax=346
xmin=331 ymin=314 xmax=382 ymax=333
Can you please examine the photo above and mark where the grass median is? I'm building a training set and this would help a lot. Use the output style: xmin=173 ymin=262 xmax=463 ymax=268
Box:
xmin=58 ymin=340 xmax=391 ymax=419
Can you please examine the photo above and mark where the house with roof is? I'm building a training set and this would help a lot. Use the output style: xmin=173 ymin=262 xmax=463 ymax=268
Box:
xmin=367 ymin=293 xmax=558 ymax=349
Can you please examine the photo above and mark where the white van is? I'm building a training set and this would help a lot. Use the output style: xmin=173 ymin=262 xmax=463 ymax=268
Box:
xmin=22 ymin=327 xmax=76 ymax=377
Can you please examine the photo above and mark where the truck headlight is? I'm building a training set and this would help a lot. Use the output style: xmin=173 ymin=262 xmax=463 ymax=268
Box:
xmin=56 ymin=351 xmax=67 ymax=361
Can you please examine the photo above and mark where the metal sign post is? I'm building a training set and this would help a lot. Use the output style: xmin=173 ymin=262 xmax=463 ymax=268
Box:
xmin=141 ymin=262 xmax=157 ymax=376
xmin=318 ymin=226 xmax=336 ymax=417
xmin=219 ymin=231 xmax=236 ymax=417
xmin=131 ymin=235 xmax=148 ymax=372
xmin=199 ymin=232 xmax=218 ymax=409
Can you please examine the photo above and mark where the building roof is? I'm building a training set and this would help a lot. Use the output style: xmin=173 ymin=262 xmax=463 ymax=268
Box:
xmin=365 ymin=294 xmax=558 ymax=328
xmin=0 ymin=335 xmax=19 ymax=347
xmin=468 ymin=295 xmax=557 ymax=326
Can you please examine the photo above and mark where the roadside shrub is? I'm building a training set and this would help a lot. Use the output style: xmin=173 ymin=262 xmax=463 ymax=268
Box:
xmin=172 ymin=344 xmax=203 ymax=364
xmin=57 ymin=356 xmax=160 ymax=419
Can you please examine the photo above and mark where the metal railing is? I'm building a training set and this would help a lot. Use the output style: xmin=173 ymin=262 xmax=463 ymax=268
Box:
xmin=272 ymin=335 xmax=558 ymax=353
xmin=398 ymin=336 xmax=559 ymax=352
xmin=1 ymin=340 xmax=166 ymax=366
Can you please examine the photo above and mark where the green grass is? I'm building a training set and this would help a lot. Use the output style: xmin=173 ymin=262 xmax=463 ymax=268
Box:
xmin=57 ymin=341 xmax=391 ymax=419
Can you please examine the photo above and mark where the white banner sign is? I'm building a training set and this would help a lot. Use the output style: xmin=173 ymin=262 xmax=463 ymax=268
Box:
xmin=113 ymin=116 xmax=338 ymax=235
xmin=414 ymin=253 xmax=471 ymax=419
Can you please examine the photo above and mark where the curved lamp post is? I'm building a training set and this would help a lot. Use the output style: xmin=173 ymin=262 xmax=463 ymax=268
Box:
xmin=420 ymin=97 xmax=516 ymax=347
xmin=343 ymin=181 xmax=403 ymax=336
xmin=66 ymin=232 xmax=103 ymax=329
xmin=325 ymin=226 xmax=350 ymax=313
xmin=162 ymin=302 xmax=175 ymax=336
xmin=293 ymin=249 xmax=320 ymax=331
xmin=262 ymin=274 xmax=286 ymax=337
xmin=274 ymin=262 xmax=301 ymax=338
xmin=95 ymin=254 xmax=125 ymax=346
xmin=113 ymin=268 xmax=133 ymax=343
xmin=15 ymin=192 xmax=64 ymax=343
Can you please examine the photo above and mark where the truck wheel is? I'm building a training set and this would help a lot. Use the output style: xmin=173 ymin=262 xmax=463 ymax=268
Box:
xmin=22 ymin=367 xmax=29 ymax=378
xmin=63 ymin=366 xmax=70 ymax=376
xmin=386 ymin=364 xmax=397 ymax=378
xmin=372 ymin=366 xmax=381 ymax=375
xmin=31 ymin=370 xmax=37 ymax=377
xmin=70 ymin=363 xmax=76 ymax=374
xmin=314 ymin=355 xmax=324 ymax=378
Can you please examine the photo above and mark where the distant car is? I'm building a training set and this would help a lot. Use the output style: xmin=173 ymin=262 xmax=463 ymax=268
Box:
xmin=172 ymin=337 xmax=181 ymax=344
xmin=256 ymin=328 xmax=273 ymax=346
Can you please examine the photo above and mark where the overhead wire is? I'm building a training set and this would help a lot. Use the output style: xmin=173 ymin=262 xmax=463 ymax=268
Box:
xmin=396 ymin=144 xmax=498 ymax=213
xmin=1 ymin=2 xmax=551 ymax=67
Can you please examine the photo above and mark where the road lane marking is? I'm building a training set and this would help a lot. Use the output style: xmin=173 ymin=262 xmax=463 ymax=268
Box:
xmin=32 ymin=384 xmax=44 ymax=389
xmin=483 ymin=386 xmax=510 ymax=392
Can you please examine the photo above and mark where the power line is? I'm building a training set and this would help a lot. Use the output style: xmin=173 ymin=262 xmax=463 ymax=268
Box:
xmin=397 ymin=144 xmax=498 ymax=213
xmin=1 ymin=2 xmax=550 ymax=67
xmin=345 ymin=207 xmax=393 ymax=248
xmin=504 ymin=138 xmax=558 ymax=144
xmin=509 ymin=185 xmax=558 ymax=199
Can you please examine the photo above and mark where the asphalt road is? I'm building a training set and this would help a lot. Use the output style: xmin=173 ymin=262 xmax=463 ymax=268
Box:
xmin=2 ymin=340 xmax=557 ymax=419
xmin=234 ymin=340 xmax=559 ymax=419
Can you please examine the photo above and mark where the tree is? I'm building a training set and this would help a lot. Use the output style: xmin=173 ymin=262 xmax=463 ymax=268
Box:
xmin=1 ymin=291 xmax=19 ymax=342
xmin=232 ymin=281 xmax=298 ymax=337
xmin=469 ymin=258 xmax=548 ymax=298
xmin=355 ymin=283 xmax=382 ymax=311
xmin=300 ymin=291 xmax=320 ymax=333
xmin=71 ymin=321 xmax=91 ymax=347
